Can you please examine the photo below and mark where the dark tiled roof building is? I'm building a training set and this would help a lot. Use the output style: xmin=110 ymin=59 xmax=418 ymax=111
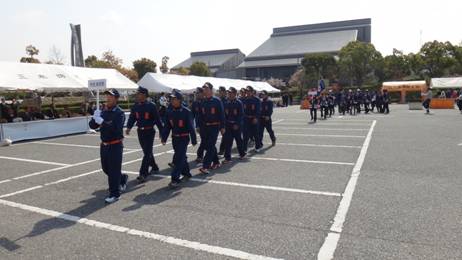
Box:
xmin=239 ymin=18 xmax=371 ymax=81
xmin=172 ymin=49 xmax=245 ymax=79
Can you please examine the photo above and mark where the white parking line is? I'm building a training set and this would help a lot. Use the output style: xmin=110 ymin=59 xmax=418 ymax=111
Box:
xmin=174 ymin=152 xmax=354 ymax=166
xmin=32 ymin=141 xmax=137 ymax=151
xmin=273 ymin=127 xmax=368 ymax=131
xmin=278 ymin=123 xmax=371 ymax=126
xmin=122 ymin=171 xmax=342 ymax=197
xmin=0 ymin=156 xmax=70 ymax=167
xmin=317 ymin=120 xmax=376 ymax=260
xmin=269 ymin=133 xmax=365 ymax=138
xmin=267 ymin=143 xmax=361 ymax=149
xmin=0 ymin=186 xmax=44 ymax=198
xmin=0 ymin=199 xmax=282 ymax=260
xmin=458 ymin=143 xmax=462 ymax=146
xmin=272 ymin=119 xmax=284 ymax=124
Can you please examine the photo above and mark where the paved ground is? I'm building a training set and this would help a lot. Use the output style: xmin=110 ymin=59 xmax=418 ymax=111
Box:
xmin=0 ymin=104 xmax=461 ymax=260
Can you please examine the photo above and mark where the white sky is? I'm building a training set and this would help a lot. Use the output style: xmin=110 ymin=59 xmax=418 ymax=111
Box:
xmin=1 ymin=0 xmax=461 ymax=68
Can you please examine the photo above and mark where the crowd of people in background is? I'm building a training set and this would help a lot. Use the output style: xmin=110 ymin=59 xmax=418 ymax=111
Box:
xmin=306 ymin=88 xmax=391 ymax=123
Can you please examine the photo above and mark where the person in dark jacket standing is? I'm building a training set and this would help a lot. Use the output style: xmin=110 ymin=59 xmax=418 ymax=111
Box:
xmin=197 ymin=82 xmax=225 ymax=174
xmin=259 ymin=90 xmax=276 ymax=147
xmin=217 ymin=86 xmax=228 ymax=156
xmin=89 ymin=89 xmax=127 ymax=204
xmin=161 ymin=91 xmax=197 ymax=188
xmin=126 ymin=86 xmax=163 ymax=183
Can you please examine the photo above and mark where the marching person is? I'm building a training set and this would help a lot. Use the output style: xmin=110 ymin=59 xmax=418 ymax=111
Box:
xmin=364 ymin=89 xmax=371 ymax=114
xmin=217 ymin=86 xmax=228 ymax=156
xmin=161 ymin=91 xmax=197 ymax=188
xmin=126 ymin=86 xmax=163 ymax=183
xmin=242 ymin=86 xmax=262 ymax=153
xmin=320 ymin=93 xmax=329 ymax=120
xmin=89 ymin=89 xmax=127 ymax=204
xmin=197 ymin=82 xmax=225 ymax=174
xmin=456 ymin=92 xmax=462 ymax=113
xmin=222 ymin=87 xmax=246 ymax=164
xmin=309 ymin=94 xmax=318 ymax=123
xmin=259 ymin=90 xmax=276 ymax=147
xmin=328 ymin=90 xmax=335 ymax=117
xmin=191 ymin=87 xmax=205 ymax=163
xmin=382 ymin=89 xmax=390 ymax=114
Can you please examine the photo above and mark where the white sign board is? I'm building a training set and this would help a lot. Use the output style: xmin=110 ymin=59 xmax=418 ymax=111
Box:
xmin=88 ymin=79 xmax=107 ymax=90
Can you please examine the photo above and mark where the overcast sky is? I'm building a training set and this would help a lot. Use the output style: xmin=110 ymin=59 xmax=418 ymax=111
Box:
xmin=1 ymin=0 xmax=461 ymax=68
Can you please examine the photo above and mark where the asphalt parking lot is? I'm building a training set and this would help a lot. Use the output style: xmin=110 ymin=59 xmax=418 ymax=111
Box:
xmin=1 ymin=104 xmax=461 ymax=260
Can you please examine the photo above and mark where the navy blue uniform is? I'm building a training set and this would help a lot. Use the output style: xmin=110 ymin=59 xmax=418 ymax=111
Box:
xmin=223 ymin=99 xmax=245 ymax=160
xmin=310 ymin=96 xmax=318 ymax=122
xmin=259 ymin=98 xmax=276 ymax=146
xmin=218 ymin=96 xmax=228 ymax=155
xmin=161 ymin=106 xmax=197 ymax=183
xmin=191 ymin=99 xmax=205 ymax=160
xmin=197 ymin=96 xmax=225 ymax=169
xmin=383 ymin=92 xmax=390 ymax=114
xmin=320 ymin=96 xmax=329 ymax=119
xmin=242 ymin=96 xmax=262 ymax=151
xmin=89 ymin=106 xmax=126 ymax=198
xmin=127 ymin=101 xmax=163 ymax=177
xmin=364 ymin=92 xmax=371 ymax=114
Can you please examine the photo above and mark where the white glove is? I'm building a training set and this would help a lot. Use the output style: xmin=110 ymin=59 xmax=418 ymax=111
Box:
xmin=94 ymin=116 xmax=104 ymax=125
xmin=93 ymin=109 xmax=101 ymax=118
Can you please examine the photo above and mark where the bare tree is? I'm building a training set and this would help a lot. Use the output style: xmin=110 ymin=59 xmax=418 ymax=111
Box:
xmin=48 ymin=45 xmax=65 ymax=65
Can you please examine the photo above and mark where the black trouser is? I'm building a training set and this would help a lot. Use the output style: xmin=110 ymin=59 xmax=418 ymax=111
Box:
xmin=203 ymin=126 xmax=220 ymax=169
xmin=197 ymin=127 xmax=206 ymax=159
xmin=100 ymin=142 xmax=124 ymax=198
xmin=310 ymin=107 xmax=317 ymax=122
xmin=224 ymin=123 xmax=245 ymax=160
xmin=356 ymin=103 xmax=361 ymax=114
xmin=171 ymin=137 xmax=190 ymax=182
xmin=364 ymin=103 xmax=370 ymax=114
xmin=259 ymin=117 xmax=276 ymax=146
xmin=137 ymin=129 xmax=157 ymax=176
xmin=243 ymin=117 xmax=261 ymax=150
xmin=321 ymin=106 xmax=328 ymax=119
xmin=457 ymin=100 xmax=462 ymax=111
xmin=219 ymin=138 xmax=225 ymax=154
xmin=423 ymin=99 xmax=431 ymax=112
xmin=383 ymin=103 xmax=389 ymax=114
xmin=371 ymin=101 xmax=376 ymax=112
xmin=329 ymin=105 xmax=335 ymax=116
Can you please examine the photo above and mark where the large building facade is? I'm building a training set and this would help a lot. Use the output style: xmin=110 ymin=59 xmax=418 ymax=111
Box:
xmin=238 ymin=18 xmax=371 ymax=82
xmin=172 ymin=49 xmax=245 ymax=79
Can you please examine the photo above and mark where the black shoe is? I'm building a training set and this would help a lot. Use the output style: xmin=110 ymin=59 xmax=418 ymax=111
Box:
xmin=271 ymin=140 xmax=276 ymax=146
xmin=136 ymin=175 xmax=147 ymax=183
xmin=218 ymin=151 xmax=224 ymax=156
xmin=151 ymin=164 xmax=159 ymax=172
xmin=180 ymin=174 xmax=192 ymax=182
xmin=168 ymin=181 xmax=181 ymax=189
xmin=168 ymin=162 xmax=175 ymax=168
xmin=149 ymin=167 xmax=159 ymax=176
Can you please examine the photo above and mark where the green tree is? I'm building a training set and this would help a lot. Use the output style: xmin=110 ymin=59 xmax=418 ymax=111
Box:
xmin=133 ymin=58 xmax=157 ymax=79
xmin=301 ymin=53 xmax=336 ymax=80
xmin=160 ymin=56 xmax=169 ymax=73
xmin=85 ymin=55 xmax=111 ymax=68
xmin=338 ymin=41 xmax=383 ymax=87
xmin=419 ymin=41 xmax=456 ymax=77
xmin=383 ymin=49 xmax=410 ymax=81
xmin=20 ymin=45 xmax=40 ymax=63
xmin=189 ymin=61 xmax=211 ymax=76
xmin=85 ymin=52 xmax=138 ymax=82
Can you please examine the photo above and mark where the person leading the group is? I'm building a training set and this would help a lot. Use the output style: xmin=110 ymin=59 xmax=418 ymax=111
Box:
xmin=89 ymin=89 xmax=127 ymax=204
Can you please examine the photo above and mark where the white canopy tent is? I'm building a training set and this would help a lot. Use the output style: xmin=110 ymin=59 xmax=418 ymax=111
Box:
xmin=430 ymin=77 xmax=462 ymax=89
xmin=137 ymin=73 xmax=280 ymax=94
xmin=0 ymin=61 xmax=138 ymax=92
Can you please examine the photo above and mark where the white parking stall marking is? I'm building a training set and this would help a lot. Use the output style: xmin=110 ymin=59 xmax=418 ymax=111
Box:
xmin=458 ymin=143 xmax=462 ymax=146
xmin=173 ymin=152 xmax=355 ymax=166
xmin=278 ymin=122 xmax=371 ymax=127
xmin=269 ymin=133 xmax=365 ymax=138
xmin=32 ymin=141 xmax=137 ymax=151
xmin=272 ymin=119 xmax=284 ymax=124
xmin=122 ymin=171 xmax=342 ymax=197
xmin=273 ymin=127 xmax=369 ymax=131
xmin=0 ymin=156 xmax=70 ymax=167
xmin=0 ymin=199 xmax=283 ymax=260
xmin=0 ymin=186 xmax=44 ymax=198
xmin=317 ymin=120 xmax=377 ymax=260
xmin=265 ymin=142 xmax=361 ymax=149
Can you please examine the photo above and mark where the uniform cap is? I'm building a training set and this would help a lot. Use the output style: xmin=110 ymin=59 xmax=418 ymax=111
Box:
xmin=104 ymin=88 xmax=120 ymax=98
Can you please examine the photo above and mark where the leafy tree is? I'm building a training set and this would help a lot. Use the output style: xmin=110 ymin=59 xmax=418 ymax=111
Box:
xmin=133 ymin=58 xmax=157 ymax=79
xmin=301 ymin=53 xmax=336 ymax=80
xmin=338 ymin=41 xmax=383 ymax=87
xmin=20 ymin=45 xmax=40 ymax=63
xmin=189 ymin=61 xmax=211 ymax=76
xmin=102 ymin=50 xmax=123 ymax=68
xmin=160 ymin=56 xmax=169 ymax=73
xmin=85 ymin=55 xmax=111 ymax=68
xmin=382 ymin=49 xmax=410 ymax=81
xmin=419 ymin=41 xmax=456 ymax=77
xmin=117 ymin=67 xmax=139 ymax=82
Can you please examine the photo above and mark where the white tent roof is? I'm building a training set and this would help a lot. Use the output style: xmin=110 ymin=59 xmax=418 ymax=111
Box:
xmin=138 ymin=73 xmax=280 ymax=94
xmin=0 ymin=61 xmax=138 ymax=92
xmin=430 ymin=77 xmax=462 ymax=89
